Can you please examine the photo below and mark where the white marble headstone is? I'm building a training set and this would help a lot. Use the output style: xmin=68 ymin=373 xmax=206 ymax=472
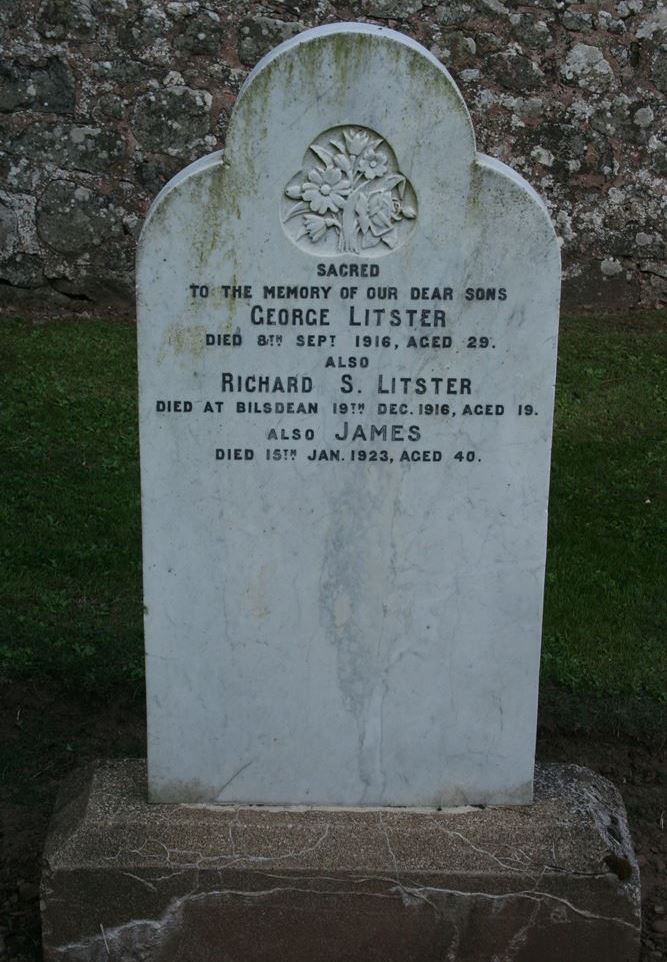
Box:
xmin=137 ymin=23 xmax=561 ymax=807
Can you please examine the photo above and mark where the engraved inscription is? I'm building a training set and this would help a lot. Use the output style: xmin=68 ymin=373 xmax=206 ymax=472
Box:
xmin=282 ymin=126 xmax=418 ymax=257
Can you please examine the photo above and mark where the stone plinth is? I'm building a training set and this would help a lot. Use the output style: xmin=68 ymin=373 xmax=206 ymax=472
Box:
xmin=42 ymin=759 xmax=640 ymax=962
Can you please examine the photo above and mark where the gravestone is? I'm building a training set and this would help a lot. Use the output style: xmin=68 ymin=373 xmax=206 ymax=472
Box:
xmin=135 ymin=23 xmax=562 ymax=807
xmin=41 ymin=25 xmax=641 ymax=962
xmin=137 ymin=22 xmax=560 ymax=808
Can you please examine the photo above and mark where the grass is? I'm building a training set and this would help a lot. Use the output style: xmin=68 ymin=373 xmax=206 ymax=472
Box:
xmin=0 ymin=312 xmax=665 ymax=700
xmin=0 ymin=317 xmax=143 ymax=688
xmin=543 ymin=313 xmax=666 ymax=700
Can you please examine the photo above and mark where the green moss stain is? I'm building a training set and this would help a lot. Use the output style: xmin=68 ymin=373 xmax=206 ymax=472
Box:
xmin=157 ymin=324 xmax=207 ymax=363
xmin=466 ymin=164 xmax=484 ymax=217
xmin=189 ymin=165 xmax=228 ymax=268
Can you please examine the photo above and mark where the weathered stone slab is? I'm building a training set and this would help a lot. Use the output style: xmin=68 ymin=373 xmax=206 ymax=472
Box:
xmin=137 ymin=24 xmax=561 ymax=807
xmin=41 ymin=759 xmax=641 ymax=962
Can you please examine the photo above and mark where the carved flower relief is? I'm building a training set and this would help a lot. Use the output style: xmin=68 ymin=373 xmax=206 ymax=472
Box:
xmin=343 ymin=130 xmax=369 ymax=156
xmin=291 ymin=166 xmax=351 ymax=214
xmin=357 ymin=147 xmax=388 ymax=180
xmin=282 ymin=126 xmax=418 ymax=256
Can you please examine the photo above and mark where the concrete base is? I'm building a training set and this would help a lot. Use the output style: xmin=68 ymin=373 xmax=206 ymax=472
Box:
xmin=42 ymin=760 xmax=640 ymax=962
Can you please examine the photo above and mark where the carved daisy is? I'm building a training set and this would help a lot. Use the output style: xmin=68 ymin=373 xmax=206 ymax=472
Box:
xmin=302 ymin=166 xmax=351 ymax=214
xmin=358 ymin=147 xmax=388 ymax=180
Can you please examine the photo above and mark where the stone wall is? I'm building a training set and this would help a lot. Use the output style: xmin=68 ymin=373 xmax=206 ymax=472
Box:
xmin=0 ymin=0 xmax=664 ymax=314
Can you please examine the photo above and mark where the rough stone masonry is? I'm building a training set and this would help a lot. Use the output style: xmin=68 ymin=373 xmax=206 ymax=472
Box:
xmin=0 ymin=0 xmax=665 ymax=314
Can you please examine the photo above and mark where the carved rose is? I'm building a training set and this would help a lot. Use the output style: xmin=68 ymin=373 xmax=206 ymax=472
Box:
xmin=283 ymin=126 xmax=417 ymax=255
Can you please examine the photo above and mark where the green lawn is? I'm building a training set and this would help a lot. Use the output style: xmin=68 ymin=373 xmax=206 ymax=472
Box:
xmin=0 ymin=318 xmax=143 ymax=687
xmin=0 ymin=313 xmax=665 ymax=699
xmin=543 ymin=313 xmax=665 ymax=699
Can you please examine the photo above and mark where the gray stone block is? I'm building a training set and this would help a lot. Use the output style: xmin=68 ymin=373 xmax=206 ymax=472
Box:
xmin=41 ymin=759 xmax=640 ymax=961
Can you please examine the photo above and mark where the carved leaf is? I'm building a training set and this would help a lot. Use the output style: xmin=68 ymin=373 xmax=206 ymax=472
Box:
xmin=381 ymin=230 xmax=398 ymax=248
xmin=368 ymin=190 xmax=392 ymax=223
xmin=334 ymin=152 xmax=353 ymax=173
xmin=284 ymin=203 xmax=309 ymax=223
xmin=402 ymin=204 xmax=417 ymax=219
xmin=367 ymin=192 xmax=382 ymax=216
xmin=356 ymin=193 xmax=371 ymax=233
xmin=283 ymin=202 xmax=310 ymax=222
xmin=369 ymin=220 xmax=394 ymax=237
xmin=379 ymin=174 xmax=404 ymax=192
xmin=310 ymin=144 xmax=334 ymax=166
xmin=285 ymin=184 xmax=303 ymax=200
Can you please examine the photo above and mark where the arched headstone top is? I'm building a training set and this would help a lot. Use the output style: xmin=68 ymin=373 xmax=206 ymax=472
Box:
xmin=232 ymin=23 xmax=476 ymax=167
